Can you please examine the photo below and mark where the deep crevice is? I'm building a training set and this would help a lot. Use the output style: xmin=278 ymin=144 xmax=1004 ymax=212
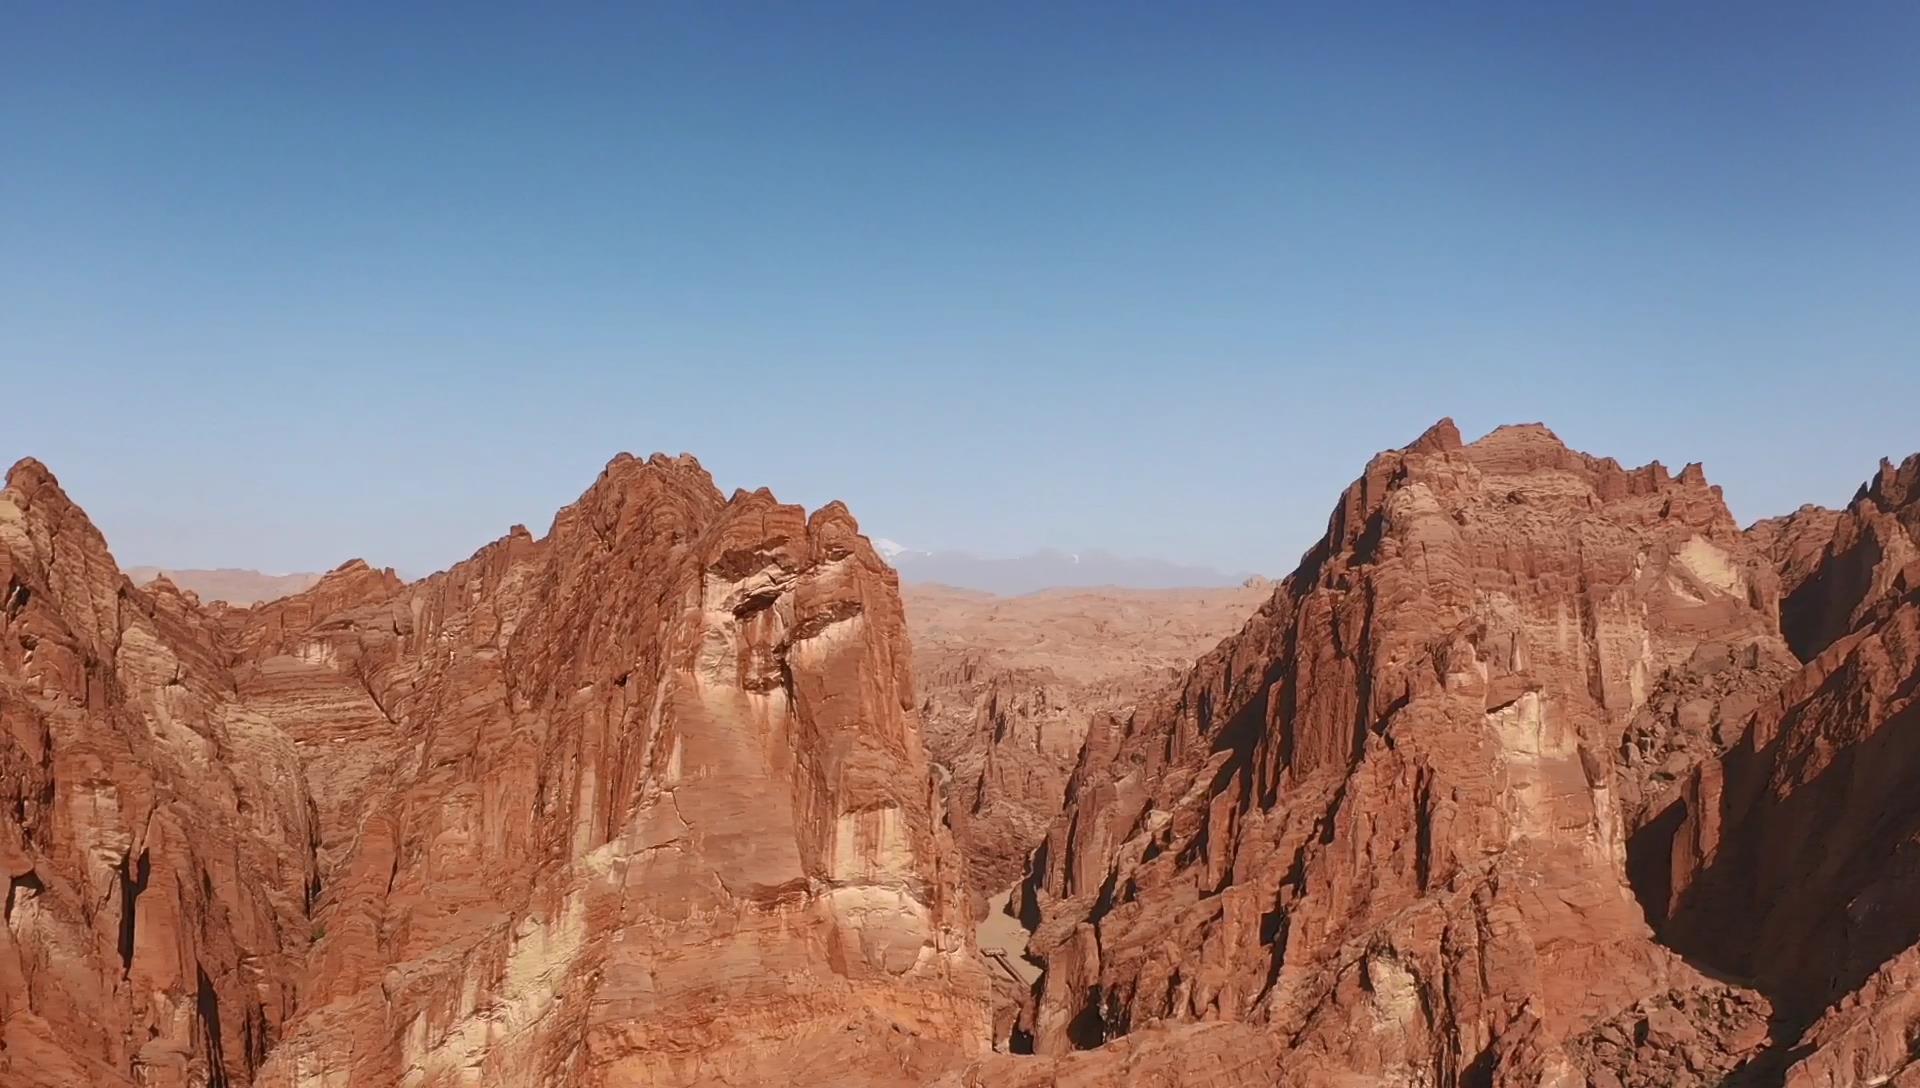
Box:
xmin=1626 ymin=797 xmax=1685 ymax=929
xmin=6 ymin=869 xmax=44 ymax=925
xmin=197 ymin=965 xmax=230 ymax=1088
xmin=1461 ymin=1039 xmax=1496 ymax=1088
xmin=117 ymin=849 xmax=150 ymax=974
xmin=1065 ymin=984 xmax=1108 ymax=1049
xmin=3 ymin=575 xmax=29 ymax=618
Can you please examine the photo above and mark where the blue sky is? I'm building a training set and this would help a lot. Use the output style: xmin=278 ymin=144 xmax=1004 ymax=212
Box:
xmin=4 ymin=3 xmax=1917 ymax=577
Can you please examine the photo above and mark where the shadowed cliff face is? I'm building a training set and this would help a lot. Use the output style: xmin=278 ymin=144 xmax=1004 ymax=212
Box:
xmin=1 ymin=454 xmax=989 ymax=1088
xmin=1748 ymin=454 xmax=1920 ymax=663
xmin=1637 ymin=455 xmax=1920 ymax=1087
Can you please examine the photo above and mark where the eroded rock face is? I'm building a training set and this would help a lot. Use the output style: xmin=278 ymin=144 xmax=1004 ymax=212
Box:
xmin=260 ymin=458 xmax=991 ymax=1087
xmin=1782 ymin=941 xmax=1920 ymax=1088
xmin=1012 ymin=421 xmax=1793 ymax=1085
xmin=1749 ymin=454 xmax=1920 ymax=661
xmin=1 ymin=459 xmax=318 ymax=1088
xmin=905 ymin=584 xmax=1267 ymax=898
xmin=2 ymin=454 xmax=990 ymax=1087
xmin=1642 ymin=455 xmax=1920 ymax=1081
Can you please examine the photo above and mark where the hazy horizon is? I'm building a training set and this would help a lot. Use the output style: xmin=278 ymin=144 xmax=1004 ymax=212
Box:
xmin=119 ymin=541 xmax=1261 ymax=594
xmin=6 ymin=4 xmax=1917 ymax=576
xmin=28 ymin=416 xmax=1911 ymax=590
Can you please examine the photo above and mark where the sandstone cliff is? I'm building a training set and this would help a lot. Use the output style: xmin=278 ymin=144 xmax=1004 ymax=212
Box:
xmin=1009 ymin=421 xmax=1796 ymax=1085
xmin=2 ymin=454 xmax=990 ymax=1087
xmin=1747 ymin=454 xmax=1920 ymax=662
xmin=2 ymin=459 xmax=319 ymax=1088
xmin=1642 ymin=453 xmax=1920 ymax=1086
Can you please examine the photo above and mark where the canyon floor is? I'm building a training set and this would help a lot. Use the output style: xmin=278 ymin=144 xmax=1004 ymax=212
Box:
xmin=6 ymin=421 xmax=1920 ymax=1086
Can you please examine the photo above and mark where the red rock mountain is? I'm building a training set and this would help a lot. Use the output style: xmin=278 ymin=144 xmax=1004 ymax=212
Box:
xmin=7 ymin=432 xmax=1920 ymax=1087
xmin=1644 ymin=453 xmax=1920 ymax=1086
xmin=1001 ymin=422 xmax=1813 ymax=1085
xmin=2 ymin=454 xmax=987 ymax=1087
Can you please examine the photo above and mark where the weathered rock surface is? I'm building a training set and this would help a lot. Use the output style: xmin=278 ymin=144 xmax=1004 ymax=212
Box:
xmin=1748 ymin=454 xmax=1920 ymax=661
xmin=905 ymin=583 xmax=1267 ymax=897
xmin=1780 ymin=941 xmax=1920 ymax=1088
xmin=3 ymin=454 xmax=991 ymax=1086
xmin=1011 ymin=421 xmax=1795 ymax=1084
xmin=1641 ymin=454 xmax=1920 ymax=1084
xmin=2 ymin=459 xmax=319 ymax=1088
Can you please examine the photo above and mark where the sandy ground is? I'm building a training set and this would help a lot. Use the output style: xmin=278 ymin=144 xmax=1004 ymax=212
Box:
xmin=977 ymin=886 xmax=1042 ymax=985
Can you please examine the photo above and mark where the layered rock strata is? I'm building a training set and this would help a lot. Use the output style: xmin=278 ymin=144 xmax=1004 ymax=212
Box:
xmin=2 ymin=454 xmax=990 ymax=1087
xmin=1012 ymin=421 xmax=1797 ymax=1085
xmin=1642 ymin=454 xmax=1920 ymax=1086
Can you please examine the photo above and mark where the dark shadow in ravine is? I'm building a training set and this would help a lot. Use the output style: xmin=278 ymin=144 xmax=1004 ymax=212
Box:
xmin=1629 ymin=624 xmax=1920 ymax=1052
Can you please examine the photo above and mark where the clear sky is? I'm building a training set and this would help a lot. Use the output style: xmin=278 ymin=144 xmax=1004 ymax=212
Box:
xmin=4 ymin=3 xmax=1917 ymax=578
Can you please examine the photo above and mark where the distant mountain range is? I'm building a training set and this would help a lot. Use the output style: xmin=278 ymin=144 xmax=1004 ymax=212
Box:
xmin=125 ymin=566 xmax=325 ymax=605
xmin=130 ymin=546 xmax=1260 ymax=605
xmin=874 ymin=541 xmax=1259 ymax=595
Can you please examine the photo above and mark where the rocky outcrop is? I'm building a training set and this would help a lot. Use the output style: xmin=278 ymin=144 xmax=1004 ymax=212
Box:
xmin=1 ymin=459 xmax=318 ymax=1088
xmin=1748 ymin=454 xmax=1920 ymax=661
xmin=1011 ymin=421 xmax=1795 ymax=1084
xmin=254 ymin=456 xmax=992 ymax=1087
xmin=906 ymin=584 xmax=1266 ymax=897
xmin=2 ymin=454 xmax=990 ymax=1086
xmin=1780 ymin=941 xmax=1920 ymax=1088
xmin=1648 ymin=584 xmax=1920 ymax=1017
xmin=1640 ymin=455 xmax=1920 ymax=1082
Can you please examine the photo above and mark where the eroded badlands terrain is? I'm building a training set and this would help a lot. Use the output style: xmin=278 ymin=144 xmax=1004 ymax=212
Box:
xmin=6 ymin=422 xmax=1920 ymax=1086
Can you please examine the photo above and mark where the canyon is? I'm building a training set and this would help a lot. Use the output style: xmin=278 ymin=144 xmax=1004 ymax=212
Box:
xmin=907 ymin=581 xmax=1268 ymax=898
xmin=4 ymin=422 xmax=1919 ymax=1086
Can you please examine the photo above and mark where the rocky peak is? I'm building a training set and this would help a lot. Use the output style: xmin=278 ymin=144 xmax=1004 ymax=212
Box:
xmin=3 ymin=453 xmax=991 ymax=1088
xmin=1403 ymin=415 xmax=1464 ymax=453
xmin=4 ymin=456 xmax=60 ymax=495
xmin=1634 ymin=448 xmax=1920 ymax=1085
xmin=1860 ymin=451 xmax=1920 ymax=512
xmin=1011 ymin=421 xmax=1789 ymax=1083
xmin=1 ymin=456 xmax=133 ymax=672
xmin=1761 ymin=451 xmax=1920 ymax=661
